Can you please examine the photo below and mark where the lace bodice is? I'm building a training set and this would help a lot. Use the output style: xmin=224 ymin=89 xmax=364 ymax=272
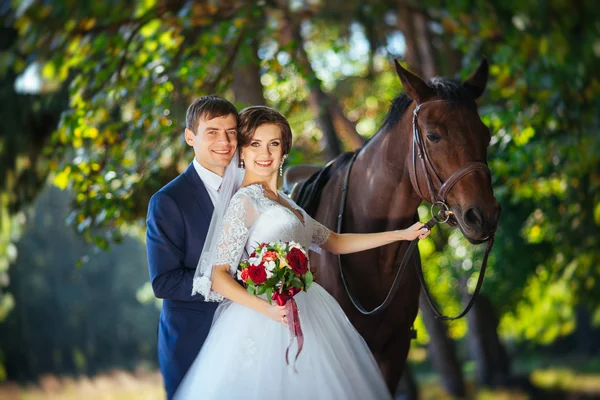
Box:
xmin=194 ymin=184 xmax=332 ymax=301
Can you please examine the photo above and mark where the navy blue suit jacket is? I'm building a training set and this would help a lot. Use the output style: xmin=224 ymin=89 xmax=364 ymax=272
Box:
xmin=146 ymin=163 xmax=218 ymax=399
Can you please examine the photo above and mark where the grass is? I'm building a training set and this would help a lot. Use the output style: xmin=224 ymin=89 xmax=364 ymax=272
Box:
xmin=1 ymin=356 xmax=599 ymax=400
xmin=410 ymin=352 xmax=600 ymax=399
xmin=0 ymin=370 xmax=165 ymax=400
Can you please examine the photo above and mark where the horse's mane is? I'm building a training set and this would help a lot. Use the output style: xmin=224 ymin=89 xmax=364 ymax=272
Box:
xmin=294 ymin=152 xmax=354 ymax=217
xmin=381 ymin=77 xmax=478 ymax=132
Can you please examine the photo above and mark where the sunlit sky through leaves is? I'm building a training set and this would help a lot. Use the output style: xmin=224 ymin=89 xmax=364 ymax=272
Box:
xmin=14 ymin=21 xmax=407 ymax=95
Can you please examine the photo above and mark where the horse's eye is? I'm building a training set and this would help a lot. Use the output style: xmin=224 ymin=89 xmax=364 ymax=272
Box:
xmin=426 ymin=134 xmax=441 ymax=143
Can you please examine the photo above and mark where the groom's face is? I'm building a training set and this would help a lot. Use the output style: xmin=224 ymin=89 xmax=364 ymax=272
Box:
xmin=185 ymin=113 xmax=238 ymax=175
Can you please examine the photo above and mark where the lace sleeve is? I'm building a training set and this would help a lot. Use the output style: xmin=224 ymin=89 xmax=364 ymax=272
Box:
xmin=309 ymin=215 xmax=332 ymax=247
xmin=214 ymin=194 xmax=255 ymax=272
xmin=193 ymin=192 xmax=257 ymax=302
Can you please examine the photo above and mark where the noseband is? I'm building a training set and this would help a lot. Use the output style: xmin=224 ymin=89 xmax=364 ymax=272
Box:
xmin=409 ymin=100 xmax=492 ymax=224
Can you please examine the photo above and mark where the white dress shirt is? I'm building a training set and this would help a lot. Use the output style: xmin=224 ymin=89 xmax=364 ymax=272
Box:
xmin=192 ymin=158 xmax=222 ymax=205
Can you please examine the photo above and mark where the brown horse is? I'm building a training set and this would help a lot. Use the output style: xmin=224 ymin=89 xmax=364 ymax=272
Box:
xmin=290 ymin=60 xmax=501 ymax=393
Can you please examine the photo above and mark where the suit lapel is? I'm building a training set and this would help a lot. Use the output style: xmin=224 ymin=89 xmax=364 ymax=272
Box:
xmin=183 ymin=163 xmax=214 ymax=224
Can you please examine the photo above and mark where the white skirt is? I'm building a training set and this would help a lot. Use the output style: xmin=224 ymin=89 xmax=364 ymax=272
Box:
xmin=174 ymin=283 xmax=392 ymax=400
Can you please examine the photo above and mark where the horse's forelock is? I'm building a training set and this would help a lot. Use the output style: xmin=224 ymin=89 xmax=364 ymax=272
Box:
xmin=427 ymin=77 xmax=478 ymax=109
xmin=382 ymin=77 xmax=478 ymax=132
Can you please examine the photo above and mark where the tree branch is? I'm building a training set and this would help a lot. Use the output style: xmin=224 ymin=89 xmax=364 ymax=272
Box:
xmin=201 ymin=24 xmax=248 ymax=94
xmin=116 ymin=22 xmax=147 ymax=81
xmin=72 ymin=2 xmax=175 ymax=36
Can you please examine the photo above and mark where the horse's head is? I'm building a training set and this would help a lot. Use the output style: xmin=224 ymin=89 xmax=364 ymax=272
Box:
xmin=394 ymin=60 xmax=500 ymax=244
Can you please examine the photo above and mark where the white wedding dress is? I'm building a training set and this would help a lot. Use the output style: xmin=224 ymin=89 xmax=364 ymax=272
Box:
xmin=175 ymin=184 xmax=391 ymax=400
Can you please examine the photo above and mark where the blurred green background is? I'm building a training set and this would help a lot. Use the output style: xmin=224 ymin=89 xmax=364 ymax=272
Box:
xmin=1 ymin=0 xmax=599 ymax=399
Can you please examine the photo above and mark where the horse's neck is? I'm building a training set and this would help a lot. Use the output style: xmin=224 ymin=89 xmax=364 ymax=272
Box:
xmin=347 ymin=119 xmax=422 ymax=230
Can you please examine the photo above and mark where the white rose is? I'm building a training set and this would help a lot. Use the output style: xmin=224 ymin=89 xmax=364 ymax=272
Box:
xmin=265 ymin=260 xmax=276 ymax=271
xmin=249 ymin=257 xmax=261 ymax=266
xmin=266 ymin=270 xmax=274 ymax=279
xmin=288 ymin=242 xmax=304 ymax=252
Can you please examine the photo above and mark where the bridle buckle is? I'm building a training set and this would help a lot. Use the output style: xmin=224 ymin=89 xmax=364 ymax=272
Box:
xmin=430 ymin=201 xmax=452 ymax=224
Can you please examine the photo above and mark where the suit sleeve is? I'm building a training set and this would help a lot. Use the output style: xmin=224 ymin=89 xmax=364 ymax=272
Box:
xmin=146 ymin=191 xmax=204 ymax=302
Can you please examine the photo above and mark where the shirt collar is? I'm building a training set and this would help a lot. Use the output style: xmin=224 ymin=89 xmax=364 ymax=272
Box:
xmin=192 ymin=158 xmax=223 ymax=192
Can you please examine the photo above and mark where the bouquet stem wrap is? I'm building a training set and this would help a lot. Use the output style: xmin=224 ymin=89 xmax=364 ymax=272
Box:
xmin=273 ymin=288 xmax=303 ymax=372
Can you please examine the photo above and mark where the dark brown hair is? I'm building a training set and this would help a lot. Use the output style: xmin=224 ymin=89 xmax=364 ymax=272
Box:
xmin=237 ymin=106 xmax=292 ymax=155
xmin=186 ymin=95 xmax=238 ymax=134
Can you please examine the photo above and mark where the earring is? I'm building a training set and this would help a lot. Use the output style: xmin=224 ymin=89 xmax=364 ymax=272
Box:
xmin=279 ymin=155 xmax=287 ymax=176
xmin=240 ymin=160 xmax=245 ymax=168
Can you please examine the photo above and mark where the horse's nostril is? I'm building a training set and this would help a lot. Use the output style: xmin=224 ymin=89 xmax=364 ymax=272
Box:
xmin=464 ymin=207 xmax=484 ymax=228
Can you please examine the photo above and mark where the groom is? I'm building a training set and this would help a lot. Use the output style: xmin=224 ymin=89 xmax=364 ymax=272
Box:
xmin=146 ymin=95 xmax=239 ymax=399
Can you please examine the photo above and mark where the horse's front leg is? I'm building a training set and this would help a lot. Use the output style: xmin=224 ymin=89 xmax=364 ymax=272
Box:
xmin=373 ymin=331 xmax=413 ymax=394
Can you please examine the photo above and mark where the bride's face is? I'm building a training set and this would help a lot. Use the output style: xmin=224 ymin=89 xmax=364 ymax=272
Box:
xmin=240 ymin=124 xmax=284 ymax=179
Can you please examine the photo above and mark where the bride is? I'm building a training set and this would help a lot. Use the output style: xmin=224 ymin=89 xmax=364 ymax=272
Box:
xmin=175 ymin=106 xmax=430 ymax=399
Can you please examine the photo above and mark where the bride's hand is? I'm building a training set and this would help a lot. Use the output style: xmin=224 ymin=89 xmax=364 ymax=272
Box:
xmin=400 ymin=222 xmax=430 ymax=241
xmin=262 ymin=301 xmax=288 ymax=327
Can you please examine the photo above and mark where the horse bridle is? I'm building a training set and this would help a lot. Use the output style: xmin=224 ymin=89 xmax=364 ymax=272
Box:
xmin=337 ymin=99 xmax=496 ymax=320
xmin=409 ymin=101 xmax=492 ymax=227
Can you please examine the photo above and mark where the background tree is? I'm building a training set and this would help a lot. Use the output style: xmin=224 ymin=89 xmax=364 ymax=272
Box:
xmin=1 ymin=0 xmax=599 ymax=395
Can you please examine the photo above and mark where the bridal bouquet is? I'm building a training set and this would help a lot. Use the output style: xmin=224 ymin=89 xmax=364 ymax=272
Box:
xmin=237 ymin=241 xmax=313 ymax=304
xmin=237 ymin=241 xmax=312 ymax=371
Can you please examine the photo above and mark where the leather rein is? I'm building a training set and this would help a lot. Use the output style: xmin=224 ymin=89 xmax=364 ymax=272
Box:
xmin=336 ymin=100 xmax=495 ymax=320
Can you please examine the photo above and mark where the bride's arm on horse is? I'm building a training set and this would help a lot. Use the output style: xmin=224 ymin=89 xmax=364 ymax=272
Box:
xmin=320 ymin=221 xmax=430 ymax=255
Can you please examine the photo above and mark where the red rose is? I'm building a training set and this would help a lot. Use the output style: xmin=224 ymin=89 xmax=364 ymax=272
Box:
xmin=248 ymin=264 xmax=267 ymax=284
xmin=287 ymin=247 xmax=308 ymax=274
xmin=263 ymin=250 xmax=278 ymax=262
xmin=240 ymin=268 xmax=249 ymax=281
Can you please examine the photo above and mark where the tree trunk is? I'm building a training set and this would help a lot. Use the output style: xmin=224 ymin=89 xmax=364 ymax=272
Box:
xmin=419 ymin=292 xmax=467 ymax=397
xmin=396 ymin=4 xmax=423 ymax=77
xmin=440 ymin=35 xmax=463 ymax=77
xmin=232 ymin=20 xmax=266 ymax=107
xmin=575 ymin=305 xmax=597 ymax=354
xmin=278 ymin=8 xmax=342 ymax=161
xmin=463 ymin=292 xmax=511 ymax=388
xmin=396 ymin=2 xmax=439 ymax=80
xmin=413 ymin=12 xmax=438 ymax=79
xmin=304 ymin=89 xmax=342 ymax=160
xmin=329 ymin=101 xmax=364 ymax=151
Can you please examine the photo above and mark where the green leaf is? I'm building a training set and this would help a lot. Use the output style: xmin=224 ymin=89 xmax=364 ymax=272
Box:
xmin=305 ymin=271 xmax=313 ymax=289
xmin=266 ymin=287 xmax=273 ymax=303
xmin=290 ymin=277 xmax=303 ymax=288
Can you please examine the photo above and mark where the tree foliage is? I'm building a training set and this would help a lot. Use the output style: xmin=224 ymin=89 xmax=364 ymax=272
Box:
xmin=1 ymin=0 xmax=599 ymax=349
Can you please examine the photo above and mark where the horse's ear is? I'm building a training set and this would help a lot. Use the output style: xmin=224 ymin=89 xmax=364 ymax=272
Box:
xmin=394 ymin=59 xmax=435 ymax=104
xmin=463 ymin=58 xmax=489 ymax=99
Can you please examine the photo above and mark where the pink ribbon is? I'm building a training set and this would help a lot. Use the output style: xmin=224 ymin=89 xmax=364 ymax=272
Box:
xmin=272 ymin=288 xmax=304 ymax=372
xmin=284 ymin=298 xmax=303 ymax=373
